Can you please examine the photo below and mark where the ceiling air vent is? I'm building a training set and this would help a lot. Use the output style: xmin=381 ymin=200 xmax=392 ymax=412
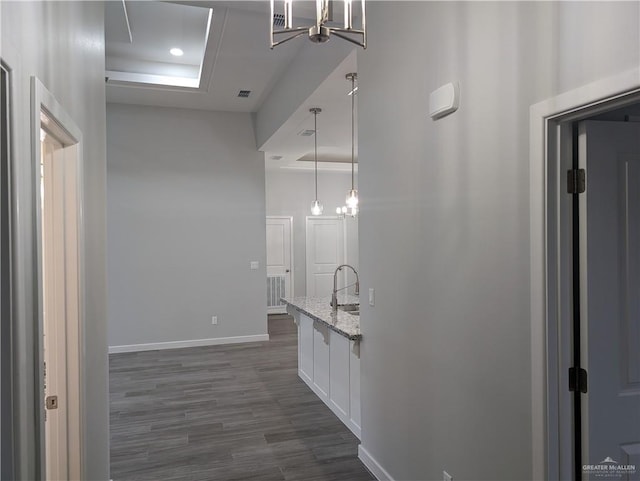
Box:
xmin=270 ymin=155 xmax=283 ymax=160
xmin=298 ymin=129 xmax=315 ymax=137
xmin=273 ymin=13 xmax=286 ymax=27
xmin=238 ymin=90 xmax=251 ymax=98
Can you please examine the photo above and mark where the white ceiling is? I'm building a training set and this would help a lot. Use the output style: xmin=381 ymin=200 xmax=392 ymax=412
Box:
xmin=262 ymin=49 xmax=358 ymax=172
xmin=106 ymin=2 xmax=209 ymax=71
xmin=105 ymin=0 xmax=357 ymax=171
xmin=106 ymin=1 xmax=304 ymax=112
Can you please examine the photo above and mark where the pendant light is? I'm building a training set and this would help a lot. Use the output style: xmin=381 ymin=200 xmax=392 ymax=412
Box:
xmin=310 ymin=107 xmax=324 ymax=216
xmin=345 ymin=73 xmax=358 ymax=212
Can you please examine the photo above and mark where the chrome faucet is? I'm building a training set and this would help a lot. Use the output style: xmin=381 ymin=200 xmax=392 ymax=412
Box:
xmin=331 ymin=264 xmax=360 ymax=310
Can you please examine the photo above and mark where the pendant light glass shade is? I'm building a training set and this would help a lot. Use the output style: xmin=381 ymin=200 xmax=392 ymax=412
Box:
xmin=311 ymin=199 xmax=324 ymax=216
xmin=346 ymin=189 xmax=359 ymax=208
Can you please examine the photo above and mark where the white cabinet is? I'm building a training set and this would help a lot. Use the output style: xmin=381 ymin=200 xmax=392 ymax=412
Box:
xmin=298 ymin=312 xmax=314 ymax=384
xmin=291 ymin=310 xmax=361 ymax=439
xmin=329 ymin=331 xmax=350 ymax=417
xmin=349 ymin=340 xmax=361 ymax=429
xmin=313 ymin=322 xmax=330 ymax=399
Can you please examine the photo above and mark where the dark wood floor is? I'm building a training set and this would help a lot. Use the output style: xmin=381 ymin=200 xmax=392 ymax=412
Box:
xmin=109 ymin=314 xmax=375 ymax=481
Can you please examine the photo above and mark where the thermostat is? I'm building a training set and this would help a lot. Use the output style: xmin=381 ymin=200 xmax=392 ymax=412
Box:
xmin=429 ymin=82 xmax=459 ymax=120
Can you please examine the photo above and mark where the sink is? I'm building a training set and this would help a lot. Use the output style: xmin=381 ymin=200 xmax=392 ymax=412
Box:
xmin=338 ymin=304 xmax=360 ymax=315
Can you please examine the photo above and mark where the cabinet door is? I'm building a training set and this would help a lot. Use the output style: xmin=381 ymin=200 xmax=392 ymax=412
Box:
xmin=349 ymin=340 xmax=361 ymax=431
xmin=329 ymin=330 xmax=350 ymax=417
xmin=298 ymin=314 xmax=314 ymax=384
xmin=313 ymin=322 xmax=330 ymax=399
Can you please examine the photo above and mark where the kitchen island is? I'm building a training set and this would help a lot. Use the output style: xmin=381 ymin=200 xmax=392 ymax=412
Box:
xmin=281 ymin=295 xmax=361 ymax=438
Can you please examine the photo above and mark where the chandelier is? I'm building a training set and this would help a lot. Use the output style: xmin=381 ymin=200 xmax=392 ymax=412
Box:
xmin=270 ymin=0 xmax=366 ymax=49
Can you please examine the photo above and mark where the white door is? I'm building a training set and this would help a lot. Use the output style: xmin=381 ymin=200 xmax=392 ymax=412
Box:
xmin=40 ymin=121 xmax=82 ymax=480
xmin=41 ymin=131 xmax=69 ymax=481
xmin=579 ymin=120 xmax=640 ymax=477
xmin=306 ymin=216 xmax=345 ymax=297
xmin=266 ymin=216 xmax=293 ymax=313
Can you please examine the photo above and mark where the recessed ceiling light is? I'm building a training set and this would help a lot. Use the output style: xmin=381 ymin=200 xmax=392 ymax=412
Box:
xmin=169 ymin=48 xmax=184 ymax=57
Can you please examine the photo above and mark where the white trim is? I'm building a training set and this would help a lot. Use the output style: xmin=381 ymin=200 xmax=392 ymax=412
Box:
xmin=31 ymin=76 xmax=85 ymax=481
xmin=108 ymin=334 xmax=270 ymax=354
xmin=530 ymin=66 xmax=640 ymax=480
xmin=358 ymin=445 xmax=394 ymax=481
xmin=266 ymin=215 xmax=295 ymax=300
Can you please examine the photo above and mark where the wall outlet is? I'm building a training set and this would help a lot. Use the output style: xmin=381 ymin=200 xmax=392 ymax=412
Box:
xmin=211 ymin=316 xmax=218 ymax=325
xmin=250 ymin=261 xmax=259 ymax=270
xmin=443 ymin=471 xmax=453 ymax=481
xmin=368 ymin=288 xmax=375 ymax=306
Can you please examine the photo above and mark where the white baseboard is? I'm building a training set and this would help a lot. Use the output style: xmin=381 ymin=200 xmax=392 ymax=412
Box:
xmin=358 ymin=445 xmax=395 ymax=481
xmin=109 ymin=334 xmax=270 ymax=354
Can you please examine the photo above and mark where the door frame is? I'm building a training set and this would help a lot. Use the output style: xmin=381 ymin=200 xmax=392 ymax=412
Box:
xmin=1 ymin=59 xmax=15 ymax=480
xmin=530 ymin=66 xmax=640 ymax=480
xmin=31 ymin=76 xmax=86 ymax=480
xmin=266 ymin=215 xmax=294 ymax=307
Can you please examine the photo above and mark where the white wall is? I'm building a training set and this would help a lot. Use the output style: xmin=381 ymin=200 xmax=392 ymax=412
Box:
xmin=0 ymin=1 xmax=108 ymax=478
xmin=265 ymin=169 xmax=359 ymax=297
xmin=254 ymin=40 xmax=354 ymax=149
xmin=107 ymin=103 xmax=267 ymax=348
xmin=357 ymin=2 xmax=639 ymax=480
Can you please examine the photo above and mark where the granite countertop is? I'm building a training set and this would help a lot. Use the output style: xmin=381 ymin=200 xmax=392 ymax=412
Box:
xmin=281 ymin=295 xmax=361 ymax=341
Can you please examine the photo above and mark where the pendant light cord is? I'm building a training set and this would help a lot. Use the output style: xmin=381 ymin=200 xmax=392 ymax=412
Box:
xmin=314 ymin=109 xmax=318 ymax=199
xmin=351 ymin=75 xmax=355 ymax=190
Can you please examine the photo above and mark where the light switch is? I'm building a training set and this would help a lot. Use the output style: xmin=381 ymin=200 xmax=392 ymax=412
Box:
xmin=369 ymin=288 xmax=375 ymax=306
xmin=250 ymin=261 xmax=259 ymax=270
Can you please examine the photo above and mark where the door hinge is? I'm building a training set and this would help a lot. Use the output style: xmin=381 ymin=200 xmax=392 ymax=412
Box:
xmin=569 ymin=367 xmax=588 ymax=393
xmin=567 ymin=169 xmax=586 ymax=194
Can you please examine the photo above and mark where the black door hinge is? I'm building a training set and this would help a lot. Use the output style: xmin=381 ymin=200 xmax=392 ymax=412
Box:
xmin=569 ymin=367 xmax=588 ymax=393
xmin=567 ymin=169 xmax=586 ymax=194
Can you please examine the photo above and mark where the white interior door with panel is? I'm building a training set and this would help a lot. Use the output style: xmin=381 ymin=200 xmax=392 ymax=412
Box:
xmin=266 ymin=216 xmax=293 ymax=313
xmin=305 ymin=216 xmax=345 ymax=298
xmin=579 ymin=120 xmax=640 ymax=476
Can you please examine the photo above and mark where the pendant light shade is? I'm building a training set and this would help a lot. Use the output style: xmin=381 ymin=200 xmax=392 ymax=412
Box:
xmin=311 ymin=199 xmax=323 ymax=216
xmin=310 ymin=107 xmax=323 ymax=216
xmin=346 ymin=188 xmax=358 ymax=208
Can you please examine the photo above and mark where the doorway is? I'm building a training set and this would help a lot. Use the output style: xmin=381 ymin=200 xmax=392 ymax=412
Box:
xmin=530 ymin=69 xmax=640 ymax=480
xmin=266 ymin=216 xmax=293 ymax=313
xmin=574 ymin=117 xmax=640 ymax=479
xmin=32 ymin=78 xmax=84 ymax=480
